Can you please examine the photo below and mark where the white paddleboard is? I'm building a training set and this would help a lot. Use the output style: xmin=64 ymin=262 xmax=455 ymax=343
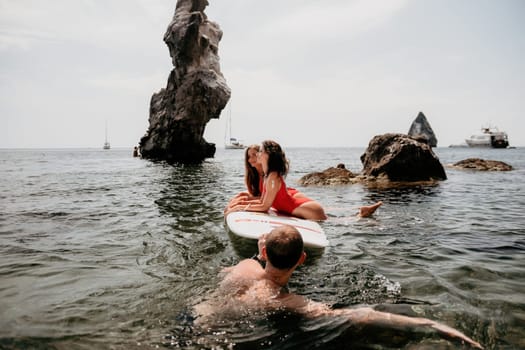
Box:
xmin=225 ymin=211 xmax=329 ymax=248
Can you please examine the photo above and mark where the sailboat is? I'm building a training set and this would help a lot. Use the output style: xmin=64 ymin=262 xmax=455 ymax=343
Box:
xmin=224 ymin=101 xmax=245 ymax=149
xmin=103 ymin=120 xmax=111 ymax=150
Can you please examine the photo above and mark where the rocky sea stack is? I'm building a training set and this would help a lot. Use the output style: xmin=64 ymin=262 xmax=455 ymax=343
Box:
xmin=361 ymin=134 xmax=446 ymax=181
xmin=407 ymin=111 xmax=437 ymax=147
xmin=298 ymin=164 xmax=358 ymax=186
xmin=139 ymin=0 xmax=231 ymax=164
xmin=299 ymin=134 xmax=447 ymax=187
xmin=450 ymin=158 xmax=513 ymax=171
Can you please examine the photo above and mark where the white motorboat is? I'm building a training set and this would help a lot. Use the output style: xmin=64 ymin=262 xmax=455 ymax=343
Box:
xmin=465 ymin=127 xmax=509 ymax=148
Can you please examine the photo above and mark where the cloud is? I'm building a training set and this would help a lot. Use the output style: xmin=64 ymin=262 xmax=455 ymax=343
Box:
xmin=213 ymin=0 xmax=410 ymax=80
xmin=84 ymin=72 xmax=166 ymax=95
xmin=0 ymin=0 xmax=172 ymax=51
xmin=262 ymin=0 xmax=409 ymax=43
xmin=1 ymin=0 xmax=523 ymax=148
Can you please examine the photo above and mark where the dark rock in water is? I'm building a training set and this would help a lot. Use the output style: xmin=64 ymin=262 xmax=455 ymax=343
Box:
xmin=299 ymin=134 xmax=447 ymax=186
xmin=450 ymin=158 xmax=513 ymax=171
xmin=408 ymin=112 xmax=437 ymax=147
xmin=139 ymin=0 xmax=231 ymax=164
xmin=360 ymin=133 xmax=447 ymax=181
xmin=298 ymin=165 xmax=357 ymax=186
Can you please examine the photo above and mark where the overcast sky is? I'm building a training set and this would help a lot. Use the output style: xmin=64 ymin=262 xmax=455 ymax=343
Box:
xmin=1 ymin=0 xmax=524 ymax=148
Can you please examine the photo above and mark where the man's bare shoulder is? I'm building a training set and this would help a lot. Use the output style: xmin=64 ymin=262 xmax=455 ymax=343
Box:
xmin=222 ymin=259 xmax=264 ymax=280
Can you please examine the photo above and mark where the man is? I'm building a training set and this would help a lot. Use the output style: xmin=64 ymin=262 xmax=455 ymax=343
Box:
xmin=195 ymin=225 xmax=482 ymax=349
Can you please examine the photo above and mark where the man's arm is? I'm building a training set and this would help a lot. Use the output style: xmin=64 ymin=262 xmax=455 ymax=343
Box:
xmin=339 ymin=307 xmax=482 ymax=349
xmin=278 ymin=295 xmax=482 ymax=349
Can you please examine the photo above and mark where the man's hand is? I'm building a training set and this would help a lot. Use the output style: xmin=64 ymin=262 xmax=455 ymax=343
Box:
xmin=257 ymin=233 xmax=269 ymax=261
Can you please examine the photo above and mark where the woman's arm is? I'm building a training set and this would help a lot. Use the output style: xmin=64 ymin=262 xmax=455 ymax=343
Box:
xmin=224 ymin=197 xmax=264 ymax=215
xmin=226 ymin=172 xmax=281 ymax=214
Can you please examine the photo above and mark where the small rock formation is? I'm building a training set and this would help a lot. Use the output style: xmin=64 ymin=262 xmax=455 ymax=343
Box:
xmin=450 ymin=158 xmax=513 ymax=171
xmin=408 ymin=112 xmax=437 ymax=147
xmin=360 ymin=133 xmax=447 ymax=181
xmin=139 ymin=0 xmax=231 ymax=164
xmin=298 ymin=164 xmax=357 ymax=186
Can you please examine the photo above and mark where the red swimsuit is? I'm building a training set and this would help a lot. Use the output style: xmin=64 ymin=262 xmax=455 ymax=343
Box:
xmin=264 ymin=176 xmax=312 ymax=215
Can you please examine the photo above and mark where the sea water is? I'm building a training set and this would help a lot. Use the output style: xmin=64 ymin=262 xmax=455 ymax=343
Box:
xmin=0 ymin=147 xmax=524 ymax=349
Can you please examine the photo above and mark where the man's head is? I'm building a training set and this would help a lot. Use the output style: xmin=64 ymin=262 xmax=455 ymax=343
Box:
xmin=263 ymin=225 xmax=305 ymax=270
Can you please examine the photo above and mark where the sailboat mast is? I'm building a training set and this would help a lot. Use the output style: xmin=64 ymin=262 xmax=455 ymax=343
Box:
xmin=224 ymin=100 xmax=232 ymax=144
xmin=103 ymin=119 xmax=111 ymax=149
xmin=229 ymin=100 xmax=232 ymax=141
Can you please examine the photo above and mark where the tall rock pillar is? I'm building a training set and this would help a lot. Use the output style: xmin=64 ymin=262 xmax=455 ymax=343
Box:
xmin=139 ymin=0 xmax=231 ymax=164
xmin=408 ymin=111 xmax=437 ymax=147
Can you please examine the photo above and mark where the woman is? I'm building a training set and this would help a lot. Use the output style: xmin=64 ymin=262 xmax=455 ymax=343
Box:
xmin=225 ymin=145 xmax=264 ymax=211
xmin=243 ymin=144 xmax=264 ymax=198
xmin=226 ymin=140 xmax=328 ymax=221
xmin=226 ymin=144 xmax=306 ymax=211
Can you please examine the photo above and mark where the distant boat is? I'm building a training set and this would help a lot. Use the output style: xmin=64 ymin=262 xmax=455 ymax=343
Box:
xmin=103 ymin=121 xmax=111 ymax=150
xmin=465 ymin=126 xmax=509 ymax=148
xmin=225 ymin=137 xmax=245 ymax=149
xmin=224 ymin=101 xmax=245 ymax=150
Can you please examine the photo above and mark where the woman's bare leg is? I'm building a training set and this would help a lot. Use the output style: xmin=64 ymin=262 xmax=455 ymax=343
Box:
xmin=293 ymin=201 xmax=328 ymax=221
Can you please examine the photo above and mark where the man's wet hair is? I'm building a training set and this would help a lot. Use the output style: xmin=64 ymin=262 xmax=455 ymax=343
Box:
xmin=265 ymin=225 xmax=304 ymax=269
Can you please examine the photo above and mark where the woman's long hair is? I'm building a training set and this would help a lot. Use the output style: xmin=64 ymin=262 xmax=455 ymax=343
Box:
xmin=245 ymin=145 xmax=261 ymax=196
xmin=262 ymin=140 xmax=289 ymax=177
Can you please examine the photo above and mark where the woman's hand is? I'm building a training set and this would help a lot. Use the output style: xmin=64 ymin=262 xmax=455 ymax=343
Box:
xmin=224 ymin=203 xmax=245 ymax=216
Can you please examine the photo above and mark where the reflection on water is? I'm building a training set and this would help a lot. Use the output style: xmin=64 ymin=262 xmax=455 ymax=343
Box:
xmin=0 ymin=148 xmax=524 ymax=349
